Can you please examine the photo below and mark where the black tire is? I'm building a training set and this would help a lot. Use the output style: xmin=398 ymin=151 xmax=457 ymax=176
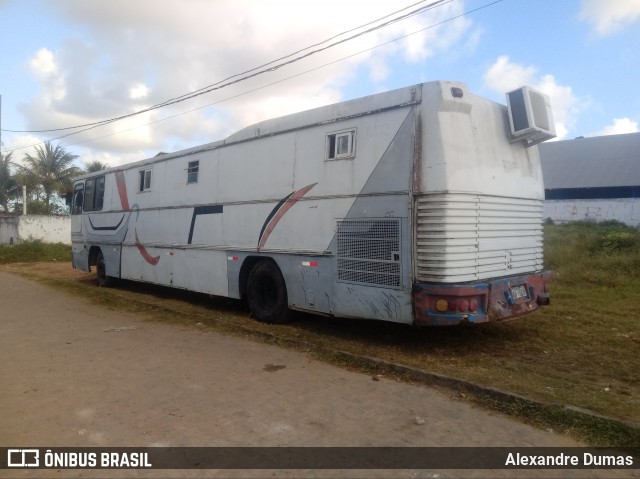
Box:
xmin=96 ymin=250 xmax=112 ymax=287
xmin=246 ymin=260 xmax=290 ymax=324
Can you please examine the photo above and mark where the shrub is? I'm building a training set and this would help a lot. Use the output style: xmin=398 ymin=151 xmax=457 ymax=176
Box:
xmin=0 ymin=240 xmax=71 ymax=264
xmin=545 ymin=222 xmax=640 ymax=284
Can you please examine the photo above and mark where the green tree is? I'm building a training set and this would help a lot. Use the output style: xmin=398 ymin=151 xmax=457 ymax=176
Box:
xmin=83 ymin=160 xmax=108 ymax=173
xmin=20 ymin=142 xmax=80 ymax=212
xmin=0 ymin=151 xmax=18 ymax=212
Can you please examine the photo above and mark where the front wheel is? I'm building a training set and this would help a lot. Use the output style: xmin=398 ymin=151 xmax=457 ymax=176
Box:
xmin=246 ymin=260 xmax=291 ymax=324
xmin=96 ymin=251 xmax=112 ymax=287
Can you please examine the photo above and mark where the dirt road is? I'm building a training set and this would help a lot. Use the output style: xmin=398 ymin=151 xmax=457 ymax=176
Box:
xmin=1 ymin=270 xmax=634 ymax=478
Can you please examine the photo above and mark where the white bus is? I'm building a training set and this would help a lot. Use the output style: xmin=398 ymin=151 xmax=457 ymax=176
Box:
xmin=70 ymin=80 xmax=555 ymax=326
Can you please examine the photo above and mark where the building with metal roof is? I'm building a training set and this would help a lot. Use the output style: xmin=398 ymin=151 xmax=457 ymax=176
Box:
xmin=539 ymin=132 xmax=640 ymax=227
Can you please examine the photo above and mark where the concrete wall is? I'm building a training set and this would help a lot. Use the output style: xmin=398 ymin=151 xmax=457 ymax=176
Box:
xmin=544 ymin=198 xmax=640 ymax=228
xmin=0 ymin=216 xmax=19 ymax=245
xmin=0 ymin=215 xmax=71 ymax=245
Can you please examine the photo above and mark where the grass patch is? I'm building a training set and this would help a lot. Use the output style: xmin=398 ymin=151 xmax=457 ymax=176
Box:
xmin=3 ymin=222 xmax=640 ymax=447
xmin=0 ymin=240 xmax=71 ymax=264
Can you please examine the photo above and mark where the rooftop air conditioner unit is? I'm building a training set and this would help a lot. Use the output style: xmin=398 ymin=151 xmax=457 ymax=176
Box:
xmin=506 ymin=86 xmax=556 ymax=147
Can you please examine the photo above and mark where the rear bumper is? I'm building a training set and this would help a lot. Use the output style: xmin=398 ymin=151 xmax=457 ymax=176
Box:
xmin=412 ymin=271 xmax=551 ymax=326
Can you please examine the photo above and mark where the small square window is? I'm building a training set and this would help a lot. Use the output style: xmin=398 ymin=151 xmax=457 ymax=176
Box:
xmin=187 ymin=160 xmax=199 ymax=184
xmin=336 ymin=134 xmax=351 ymax=155
xmin=139 ymin=169 xmax=152 ymax=192
xmin=327 ymin=129 xmax=356 ymax=160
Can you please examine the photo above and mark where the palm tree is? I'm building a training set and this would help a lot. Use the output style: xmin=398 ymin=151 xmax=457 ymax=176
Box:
xmin=21 ymin=142 xmax=80 ymax=211
xmin=84 ymin=160 xmax=108 ymax=173
xmin=0 ymin=151 xmax=17 ymax=213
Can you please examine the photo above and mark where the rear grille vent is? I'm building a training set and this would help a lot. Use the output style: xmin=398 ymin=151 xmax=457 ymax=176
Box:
xmin=415 ymin=193 xmax=544 ymax=283
xmin=337 ymin=219 xmax=401 ymax=288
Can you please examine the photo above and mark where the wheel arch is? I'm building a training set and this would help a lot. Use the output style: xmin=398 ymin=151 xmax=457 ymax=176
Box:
xmin=244 ymin=256 xmax=290 ymax=324
xmin=88 ymin=245 xmax=102 ymax=269
xmin=239 ymin=255 xmax=278 ymax=300
xmin=87 ymin=245 xmax=121 ymax=282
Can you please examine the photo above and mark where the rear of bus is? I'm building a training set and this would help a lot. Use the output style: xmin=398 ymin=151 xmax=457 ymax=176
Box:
xmin=412 ymin=81 xmax=555 ymax=325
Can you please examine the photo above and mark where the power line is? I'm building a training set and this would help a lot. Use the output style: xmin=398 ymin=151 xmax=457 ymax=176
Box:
xmin=2 ymin=0 xmax=447 ymax=136
xmin=2 ymin=0 xmax=504 ymax=154
xmin=145 ymin=0 xmax=449 ymax=113
xmin=53 ymin=0 xmax=505 ymax=151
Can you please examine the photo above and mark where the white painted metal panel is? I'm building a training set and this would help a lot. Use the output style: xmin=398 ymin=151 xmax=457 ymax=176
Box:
xmin=417 ymin=81 xmax=545 ymax=201
xmin=415 ymin=193 xmax=544 ymax=282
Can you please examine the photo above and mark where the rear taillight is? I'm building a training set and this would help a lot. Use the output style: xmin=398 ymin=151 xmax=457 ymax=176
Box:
xmin=433 ymin=296 xmax=482 ymax=313
xmin=458 ymin=299 xmax=469 ymax=312
xmin=435 ymin=299 xmax=449 ymax=312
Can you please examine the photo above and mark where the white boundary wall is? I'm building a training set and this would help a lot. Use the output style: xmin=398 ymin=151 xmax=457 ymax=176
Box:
xmin=0 ymin=215 xmax=71 ymax=245
xmin=0 ymin=216 xmax=19 ymax=244
xmin=544 ymin=199 xmax=640 ymax=228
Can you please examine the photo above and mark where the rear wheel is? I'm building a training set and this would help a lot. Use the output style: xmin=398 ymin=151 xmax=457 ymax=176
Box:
xmin=247 ymin=260 xmax=290 ymax=324
xmin=96 ymin=250 xmax=112 ymax=287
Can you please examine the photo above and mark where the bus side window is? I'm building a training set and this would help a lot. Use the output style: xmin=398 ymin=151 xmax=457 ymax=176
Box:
xmin=84 ymin=179 xmax=95 ymax=211
xmin=83 ymin=175 xmax=106 ymax=211
xmin=72 ymin=185 xmax=84 ymax=215
xmin=326 ymin=129 xmax=356 ymax=160
xmin=95 ymin=176 xmax=105 ymax=210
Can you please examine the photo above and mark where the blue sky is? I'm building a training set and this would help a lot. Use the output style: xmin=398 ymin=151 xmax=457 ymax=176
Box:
xmin=1 ymin=0 xmax=639 ymax=168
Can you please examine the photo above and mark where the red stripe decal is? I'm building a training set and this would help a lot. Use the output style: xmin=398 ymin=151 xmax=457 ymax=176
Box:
xmin=115 ymin=171 xmax=130 ymax=211
xmin=258 ymin=183 xmax=317 ymax=250
xmin=135 ymin=229 xmax=160 ymax=265
xmin=115 ymin=171 xmax=158 ymax=266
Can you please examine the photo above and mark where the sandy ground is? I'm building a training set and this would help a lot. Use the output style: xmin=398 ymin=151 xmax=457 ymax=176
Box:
xmin=1 ymin=270 xmax=637 ymax=479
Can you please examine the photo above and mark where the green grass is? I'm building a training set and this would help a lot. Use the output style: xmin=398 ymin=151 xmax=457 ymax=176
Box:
xmin=3 ymin=222 xmax=640 ymax=447
xmin=0 ymin=240 xmax=71 ymax=264
xmin=544 ymin=220 xmax=640 ymax=286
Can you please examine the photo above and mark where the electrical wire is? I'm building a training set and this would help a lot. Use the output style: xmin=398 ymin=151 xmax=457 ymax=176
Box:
xmin=2 ymin=0 xmax=447 ymax=135
xmin=2 ymin=0 xmax=504 ymax=153
xmin=50 ymin=0 xmax=505 ymax=151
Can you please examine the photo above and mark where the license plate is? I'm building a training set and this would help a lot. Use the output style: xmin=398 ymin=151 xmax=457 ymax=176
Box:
xmin=510 ymin=284 xmax=528 ymax=300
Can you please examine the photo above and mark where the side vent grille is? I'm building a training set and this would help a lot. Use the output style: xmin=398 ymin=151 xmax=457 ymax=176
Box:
xmin=507 ymin=86 xmax=556 ymax=147
xmin=337 ymin=219 xmax=401 ymax=288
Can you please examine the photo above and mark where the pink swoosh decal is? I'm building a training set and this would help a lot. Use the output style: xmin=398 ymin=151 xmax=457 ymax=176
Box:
xmin=258 ymin=183 xmax=317 ymax=251
xmin=115 ymin=170 xmax=159 ymax=266
xmin=135 ymin=229 xmax=160 ymax=266
xmin=114 ymin=171 xmax=130 ymax=211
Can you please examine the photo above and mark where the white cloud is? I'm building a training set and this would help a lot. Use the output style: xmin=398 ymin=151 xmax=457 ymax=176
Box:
xmin=580 ymin=0 xmax=640 ymax=36
xmin=483 ymin=56 xmax=579 ymax=140
xmin=129 ymin=83 xmax=149 ymax=100
xmin=18 ymin=0 xmax=473 ymax=166
xmin=3 ymin=135 xmax=47 ymax=164
xmin=29 ymin=48 xmax=57 ymax=77
xmin=483 ymin=56 xmax=537 ymax=94
xmin=27 ymin=48 xmax=67 ymax=109
xmin=591 ymin=118 xmax=639 ymax=136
